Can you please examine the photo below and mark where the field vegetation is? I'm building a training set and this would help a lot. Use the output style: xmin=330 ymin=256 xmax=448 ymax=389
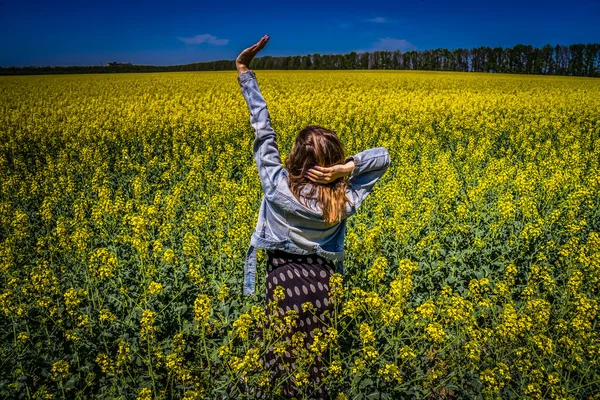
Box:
xmin=1 ymin=71 xmax=599 ymax=399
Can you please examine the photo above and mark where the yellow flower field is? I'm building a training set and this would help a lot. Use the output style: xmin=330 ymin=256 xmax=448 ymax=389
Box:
xmin=1 ymin=70 xmax=599 ymax=399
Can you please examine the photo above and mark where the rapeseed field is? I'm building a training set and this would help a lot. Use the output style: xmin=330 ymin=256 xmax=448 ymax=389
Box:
xmin=1 ymin=70 xmax=599 ymax=399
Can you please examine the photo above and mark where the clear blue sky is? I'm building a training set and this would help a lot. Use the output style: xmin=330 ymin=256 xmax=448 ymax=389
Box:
xmin=1 ymin=0 xmax=598 ymax=67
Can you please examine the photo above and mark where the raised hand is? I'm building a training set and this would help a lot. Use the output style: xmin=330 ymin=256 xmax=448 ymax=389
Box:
xmin=236 ymin=35 xmax=270 ymax=74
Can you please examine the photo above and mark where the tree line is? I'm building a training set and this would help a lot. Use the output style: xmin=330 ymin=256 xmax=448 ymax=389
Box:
xmin=1 ymin=43 xmax=599 ymax=77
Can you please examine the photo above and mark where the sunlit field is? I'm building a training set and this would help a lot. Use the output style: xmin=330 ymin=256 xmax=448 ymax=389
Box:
xmin=1 ymin=70 xmax=599 ymax=399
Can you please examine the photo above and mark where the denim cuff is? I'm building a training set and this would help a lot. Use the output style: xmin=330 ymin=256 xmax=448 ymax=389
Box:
xmin=345 ymin=147 xmax=389 ymax=178
xmin=238 ymin=70 xmax=256 ymax=85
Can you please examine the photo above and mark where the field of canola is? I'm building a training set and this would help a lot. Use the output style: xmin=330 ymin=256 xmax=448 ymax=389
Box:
xmin=1 ymin=70 xmax=599 ymax=399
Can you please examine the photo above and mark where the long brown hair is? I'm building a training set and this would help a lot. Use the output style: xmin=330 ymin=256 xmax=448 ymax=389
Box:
xmin=284 ymin=125 xmax=351 ymax=224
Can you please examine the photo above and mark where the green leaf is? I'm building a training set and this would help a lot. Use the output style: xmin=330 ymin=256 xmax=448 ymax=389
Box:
xmin=359 ymin=378 xmax=373 ymax=389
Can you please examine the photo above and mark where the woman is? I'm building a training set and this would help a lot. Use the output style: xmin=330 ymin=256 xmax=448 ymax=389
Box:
xmin=235 ymin=35 xmax=390 ymax=399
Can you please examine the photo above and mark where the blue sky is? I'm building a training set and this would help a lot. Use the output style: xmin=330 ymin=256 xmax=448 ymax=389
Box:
xmin=1 ymin=0 xmax=598 ymax=67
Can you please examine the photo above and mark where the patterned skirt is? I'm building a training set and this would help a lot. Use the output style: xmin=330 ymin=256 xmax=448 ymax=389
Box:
xmin=257 ymin=248 xmax=335 ymax=399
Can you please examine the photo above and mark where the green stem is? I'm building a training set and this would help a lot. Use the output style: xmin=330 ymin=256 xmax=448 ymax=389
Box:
xmin=159 ymin=284 xmax=188 ymax=314
xmin=147 ymin=339 xmax=157 ymax=395
xmin=202 ymin=324 xmax=211 ymax=372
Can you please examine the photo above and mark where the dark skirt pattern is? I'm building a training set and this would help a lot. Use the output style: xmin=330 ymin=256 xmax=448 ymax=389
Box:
xmin=258 ymin=248 xmax=335 ymax=399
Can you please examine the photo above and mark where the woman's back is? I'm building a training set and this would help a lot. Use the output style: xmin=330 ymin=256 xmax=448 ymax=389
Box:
xmin=236 ymin=67 xmax=390 ymax=298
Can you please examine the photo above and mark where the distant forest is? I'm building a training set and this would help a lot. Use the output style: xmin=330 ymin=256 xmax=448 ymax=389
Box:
xmin=1 ymin=43 xmax=599 ymax=77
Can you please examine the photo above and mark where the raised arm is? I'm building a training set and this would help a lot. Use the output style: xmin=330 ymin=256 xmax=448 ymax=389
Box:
xmin=236 ymin=35 xmax=283 ymax=195
xmin=306 ymin=147 xmax=390 ymax=210
xmin=238 ymin=70 xmax=283 ymax=195
xmin=343 ymin=147 xmax=390 ymax=209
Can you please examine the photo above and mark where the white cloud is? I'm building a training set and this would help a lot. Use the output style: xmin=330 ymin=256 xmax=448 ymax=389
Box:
xmin=365 ymin=17 xmax=388 ymax=23
xmin=177 ymin=34 xmax=229 ymax=46
xmin=371 ymin=37 xmax=416 ymax=51
xmin=354 ymin=38 xmax=417 ymax=53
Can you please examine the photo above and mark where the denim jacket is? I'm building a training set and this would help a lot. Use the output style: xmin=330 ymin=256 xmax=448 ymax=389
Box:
xmin=238 ymin=70 xmax=390 ymax=296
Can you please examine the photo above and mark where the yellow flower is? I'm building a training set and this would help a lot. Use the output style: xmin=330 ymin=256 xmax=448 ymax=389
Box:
xmin=351 ymin=358 xmax=366 ymax=374
xmin=363 ymin=291 xmax=384 ymax=311
xmin=398 ymin=258 xmax=419 ymax=275
xmin=96 ymin=353 xmax=113 ymax=374
xmin=63 ymin=287 xmax=87 ymax=315
xmin=272 ymin=341 xmax=287 ymax=358
xmin=99 ymin=308 xmax=117 ymax=322
xmin=183 ymin=390 xmax=204 ymax=400
xmin=140 ymin=309 xmax=156 ymax=342
xmin=116 ymin=340 xmax=133 ymax=370
xmin=378 ymin=363 xmax=402 ymax=383
xmin=17 ymin=331 xmax=29 ymax=345
xmin=187 ymin=262 xmax=206 ymax=286
xmin=193 ymin=294 xmax=211 ymax=327
xmin=137 ymin=387 xmax=152 ymax=400
xmin=325 ymin=327 xmax=339 ymax=347
xmin=302 ymin=301 xmax=315 ymax=313
xmin=464 ymin=340 xmax=480 ymax=363
xmin=148 ymin=281 xmax=163 ymax=295
xmin=468 ymin=277 xmax=490 ymax=303
xmin=425 ymin=322 xmax=446 ymax=343
xmin=368 ymin=256 xmax=387 ymax=284
xmin=273 ymin=285 xmax=285 ymax=301
xmin=89 ymin=247 xmax=119 ymax=280
xmin=77 ymin=313 xmax=90 ymax=327
xmin=310 ymin=329 xmax=328 ymax=356
xmin=65 ymin=329 xmax=80 ymax=342
xmin=400 ymin=345 xmax=416 ymax=360
xmin=257 ymin=371 xmax=270 ymax=388
xmin=362 ymin=345 xmax=379 ymax=363
xmin=291 ymin=331 xmax=306 ymax=351
xmin=415 ymin=299 xmax=436 ymax=320
xmin=217 ymin=284 xmax=229 ymax=301
xmin=163 ymin=248 xmax=176 ymax=264
xmin=328 ymin=360 xmax=342 ymax=377
xmin=233 ymin=312 xmax=253 ymax=340
xmin=294 ymin=369 xmax=310 ymax=387
xmin=51 ymin=360 xmax=70 ymax=381
xmin=153 ymin=240 xmax=163 ymax=260
xmin=329 ymin=273 xmax=344 ymax=302
xmin=182 ymin=232 xmax=199 ymax=256
xmin=284 ymin=309 xmax=299 ymax=329
xmin=359 ymin=323 xmax=376 ymax=345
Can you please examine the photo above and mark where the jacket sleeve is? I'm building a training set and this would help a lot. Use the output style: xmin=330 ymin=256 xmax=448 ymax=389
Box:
xmin=238 ymin=70 xmax=283 ymax=195
xmin=344 ymin=147 xmax=390 ymax=210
